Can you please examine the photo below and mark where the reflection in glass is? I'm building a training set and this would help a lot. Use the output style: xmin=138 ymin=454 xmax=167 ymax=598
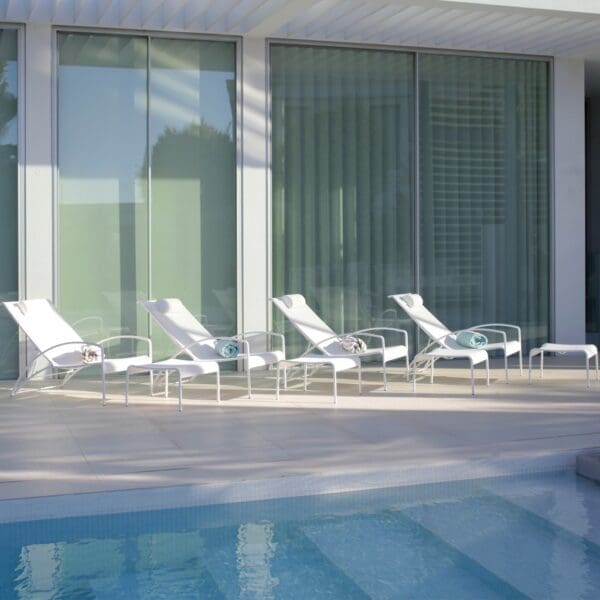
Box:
xmin=58 ymin=33 xmax=149 ymax=341
xmin=0 ymin=29 xmax=18 ymax=379
xmin=271 ymin=45 xmax=415 ymax=355
xmin=57 ymin=34 xmax=237 ymax=358
xmin=150 ymin=39 xmax=236 ymax=357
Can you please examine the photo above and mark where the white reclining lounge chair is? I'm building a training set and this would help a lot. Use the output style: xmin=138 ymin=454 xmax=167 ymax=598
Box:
xmin=272 ymin=294 xmax=409 ymax=395
xmin=3 ymin=299 xmax=152 ymax=403
xmin=390 ymin=293 xmax=521 ymax=392
xmin=142 ymin=298 xmax=284 ymax=399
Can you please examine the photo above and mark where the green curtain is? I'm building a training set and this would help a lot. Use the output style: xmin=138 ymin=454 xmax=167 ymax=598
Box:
xmin=0 ymin=30 xmax=19 ymax=379
xmin=271 ymin=45 xmax=415 ymax=354
xmin=419 ymin=54 xmax=550 ymax=348
xmin=272 ymin=46 xmax=550 ymax=354
xmin=58 ymin=33 xmax=237 ymax=358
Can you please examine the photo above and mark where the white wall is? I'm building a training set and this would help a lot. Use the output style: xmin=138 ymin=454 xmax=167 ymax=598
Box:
xmin=24 ymin=23 xmax=54 ymax=303
xmin=240 ymin=37 xmax=269 ymax=336
xmin=553 ymin=57 xmax=586 ymax=343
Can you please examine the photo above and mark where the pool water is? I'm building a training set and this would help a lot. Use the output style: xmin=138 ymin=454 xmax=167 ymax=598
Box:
xmin=1 ymin=469 xmax=599 ymax=599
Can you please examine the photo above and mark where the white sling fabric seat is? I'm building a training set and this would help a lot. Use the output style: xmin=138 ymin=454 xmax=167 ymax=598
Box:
xmin=272 ymin=294 xmax=409 ymax=393
xmin=3 ymin=299 xmax=152 ymax=402
xmin=142 ymin=298 xmax=284 ymax=398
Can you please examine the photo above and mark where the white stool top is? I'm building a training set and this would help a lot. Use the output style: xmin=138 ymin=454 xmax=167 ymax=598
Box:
xmin=539 ymin=343 xmax=598 ymax=358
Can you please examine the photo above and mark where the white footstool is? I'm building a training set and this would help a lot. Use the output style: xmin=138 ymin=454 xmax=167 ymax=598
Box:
xmin=125 ymin=359 xmax=220 ymax=411
xmin=528 ymin=343 xmax=598 ymax=389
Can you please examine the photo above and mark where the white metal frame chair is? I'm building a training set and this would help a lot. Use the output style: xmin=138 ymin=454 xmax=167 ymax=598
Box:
xmin=271 ymin=294 xmax=409 ymax=393
xmin=142 ymin=298 xmax=285 ymax=399
xmin=390 ymin=293 xmax=522 ymax=383
xmin=3 ymin=299 xmax=152 ymax=403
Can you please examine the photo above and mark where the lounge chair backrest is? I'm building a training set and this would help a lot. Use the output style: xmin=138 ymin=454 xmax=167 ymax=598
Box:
xmin=3 ymin=299 xmax=84 ymax=365
xmin=390 ymin=293 xmax=459 ymax=349
xmin=272 ymin=294 xmax=344 ymax=355
xmin=142 ymin=298 xmax=219 ymax=360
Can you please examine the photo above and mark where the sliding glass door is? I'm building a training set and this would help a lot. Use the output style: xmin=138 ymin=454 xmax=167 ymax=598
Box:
xmin=58 ymin=34 xmax=148 ymax=341
xmin=150 ymin=39 xmax=237 ymax=356
xmin=419 ymin=54 xmax=550 ymax=346
xmin=58 ymin=32 xmax=236 ymax=355
xmin=0 ymin=29 xmax=19 ymax=379
xmin=271 ymin=44 xmax=550 ymax=350
xmin=271 ymin=45 xmax=415 ymax=353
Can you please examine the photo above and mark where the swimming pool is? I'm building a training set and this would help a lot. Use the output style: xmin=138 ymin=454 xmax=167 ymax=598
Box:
xmin=0 ymin=469 xmax=599 ymax=599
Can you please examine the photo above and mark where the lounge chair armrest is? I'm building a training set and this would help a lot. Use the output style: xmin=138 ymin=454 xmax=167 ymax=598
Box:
xmin=467 ymin=323 xmax=521 ymax=343
xmin=466 ymin=327 xmax=507 ymax=347
xmin=354 ymin=327 xmax=408 ymax=348
xmin=238 ymin=330 xmax=286 ymax=354
xmin=347 ymin=331 xmax=386 ymax=350
xmin=96 ymin=335 xmax=153 ymax=359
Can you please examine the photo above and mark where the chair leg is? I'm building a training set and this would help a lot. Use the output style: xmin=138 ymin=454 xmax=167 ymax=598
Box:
xmin=333 ymin=368 xmax=337 ymax=405
xmin=125 ymin=369 xmax=130 ymax=407
xmin=586 ymin=356 xmax=590 ymax=390
xmin=177 ymin=370 xmax=183 ymax=412
xmin=216 ymin=369 xmax=221 ymax=403
xmin=470 ymin=362 xmax=475 ymax=397
xmin=412 ymin=361 xmax=417 ymax=394
xmin=486 ymin=357 xmax=490 ymax=386
xmin=358 ymin=362 xmax=362 ymax=395
xmin=528 ymin=351 xmax=533 ymax=384
xmin=519 ymin=349 xmax=523 ymax=375
xmin=276 ymin=364 xmax=280 ymax=401
xmin=504 ymin=352 xmax=508 ymax=383
xmin=540 ymin=351 xmax=544 ymax=379
xmin=430 ymin=359 xmax=434 ymax=384
xmin=382 ymin=358 xmax=388 ymax=391
xmin=247 ymin=364 xmax=252 ymax=399
xmin=405 ymin=353 xmax=410 ymax=381
xmin=304 ymin=363 xmax=308 ymax=392
xmin=149 ymin=371 xmax=154 ymax=395
xmin=283 ymin=367 xmax=288 ymax=389
xmin=101 ymin=368 xmax=107 ymax=406
xmin=11 ymin=371 xmax=27 ymax=396
xmin=165 ymin=371 xmax=169 ymax=399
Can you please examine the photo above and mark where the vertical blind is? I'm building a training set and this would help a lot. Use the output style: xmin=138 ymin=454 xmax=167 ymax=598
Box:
xmin=58 ymin=33 xmax=237 ymax=359
xmin=271 ymin=44 xmax=550 ymax=352
xmin=271 ymin=45 xmax=415 ymax=354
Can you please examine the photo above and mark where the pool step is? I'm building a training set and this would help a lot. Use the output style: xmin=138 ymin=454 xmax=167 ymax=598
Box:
xmin=480 ymin=470 xmax=600 ymax=547
xmin=301 ymin=513 xmax=525 ymax=599
xmin=402 ymin=492 xmax=600 ymax=599
xmin=199 ymin=523 xmax=369 ymax=599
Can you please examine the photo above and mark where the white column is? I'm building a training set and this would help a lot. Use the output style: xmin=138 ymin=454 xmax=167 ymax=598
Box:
xmin=240 ymin=37 xmax=269 ymax=335
xmin=553 ymin=57 xmax=586 ymax=343
xmin=24 ymin=23 xmax=54 ymax=302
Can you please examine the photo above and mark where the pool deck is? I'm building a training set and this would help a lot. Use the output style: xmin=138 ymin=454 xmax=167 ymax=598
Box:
xmin=0 ymin=359 xmax=599 ymax=510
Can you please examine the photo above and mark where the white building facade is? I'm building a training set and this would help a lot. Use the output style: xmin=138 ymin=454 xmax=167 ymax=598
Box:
xmin=0 ymin=0 xmax=596 ymax=378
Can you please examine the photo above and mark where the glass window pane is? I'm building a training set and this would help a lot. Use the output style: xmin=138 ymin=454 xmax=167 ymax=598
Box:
xmin=271 ymin=45 xmax=415 ymax=354
xmin=58 ymin=33 xmax=149 ymax=342
xmin=0 ymin=29 xmax=19 ymax=379
xmin=418 ymin=54 xmax=550 ymax=348
xmin=150 ymin=39 xmax=237 ymax=357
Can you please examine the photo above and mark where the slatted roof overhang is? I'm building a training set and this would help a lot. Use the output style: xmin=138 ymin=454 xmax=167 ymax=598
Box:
xmin=4 ymin=0 xmax=600 ymax=57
